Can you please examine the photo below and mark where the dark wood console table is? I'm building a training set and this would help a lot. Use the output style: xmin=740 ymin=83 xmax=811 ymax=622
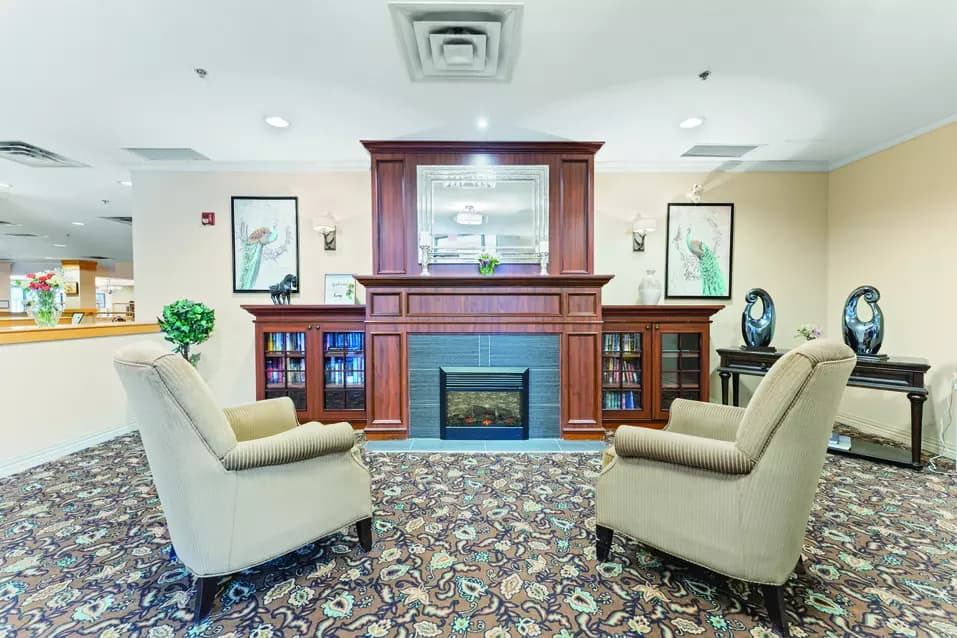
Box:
xmin=716 ymin=348 xmax=930 ymax=469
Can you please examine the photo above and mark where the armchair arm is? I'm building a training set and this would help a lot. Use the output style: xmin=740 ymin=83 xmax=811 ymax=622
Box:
xmin=221 ymin=421 xmax=356 ymax=471
xmin=613 ymin=425 xmax=755 ymax=474
xmin=224 ymin=397 xmax=299 ymax=441
xmin=665 ymin=398 xmax=746 ymax=442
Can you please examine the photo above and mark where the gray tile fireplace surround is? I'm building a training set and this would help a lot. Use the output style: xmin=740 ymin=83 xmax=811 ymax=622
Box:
xmin=408 ymin=334 xmax=560 ymax=438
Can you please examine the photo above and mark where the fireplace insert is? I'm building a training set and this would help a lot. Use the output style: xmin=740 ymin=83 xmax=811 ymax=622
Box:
xmin=439 ymin=367 xmax=530 ymax=440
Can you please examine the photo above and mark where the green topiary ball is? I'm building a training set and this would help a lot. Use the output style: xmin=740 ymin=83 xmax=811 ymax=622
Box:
xmin=157 ymin=299 xmax=215 ymax=365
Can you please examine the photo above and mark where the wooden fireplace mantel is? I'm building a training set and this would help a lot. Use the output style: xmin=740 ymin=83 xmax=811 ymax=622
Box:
xmin=357 ymin=274 xmax=614 ymax=438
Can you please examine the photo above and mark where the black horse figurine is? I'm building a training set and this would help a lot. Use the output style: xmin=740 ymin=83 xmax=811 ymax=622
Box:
xmin=842 ymin=285 xmax=885 ymax=357
xmin=741 ymin=288 xmax=776 ymax=350
xmin=269 ymin=274 xmax=298 ymax=305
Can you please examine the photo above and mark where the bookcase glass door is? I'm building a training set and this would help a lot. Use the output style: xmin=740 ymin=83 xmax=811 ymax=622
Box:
xmin=324 ymin=331 xmax=366 ymax=411
xmin=602 ymin=332 xmax=644 ymax=411
xmin=659 ymin=332 xmax=702 ymax=411
xmin=264 ymin=331 xmax=308 ymax=411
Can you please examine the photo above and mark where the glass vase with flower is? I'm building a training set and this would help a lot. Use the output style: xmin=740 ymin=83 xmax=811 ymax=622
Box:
xmin=21 ymin=270 xmax=65 ymax=328
xmin=477 ymin=252 xmax=500 ymax=276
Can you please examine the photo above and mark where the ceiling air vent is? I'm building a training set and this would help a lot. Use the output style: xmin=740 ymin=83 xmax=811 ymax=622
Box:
xmin=4 ymin=232 xmax=40 ymax=237
xmin=100 ymin=216 xmax=133 ymax=225
xmin=82 ymin=255 xmax=111 ymax=260
xmin=0 ymin=221 xmax=21 ymax=226
xmin=681 ymin=145 xmax=759 ymax=158
xmin=0 ymin=141 xmax=87 ymax=167
xmin=123 ymin=147 xmax=209 ymax=161
xmin=389 ymin=2 xmax=523 ymax=81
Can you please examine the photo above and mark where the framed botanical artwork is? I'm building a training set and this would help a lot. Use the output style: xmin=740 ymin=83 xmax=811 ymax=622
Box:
xmin=325 ymin=274 xmax=357 ymax=305
xmin=232 ymin=196 xmax=300 ymax=293
xmin=665 ymin=202 xmax=734 ymax=299
xmin=64 ymin=281 xmax=79 ymax=296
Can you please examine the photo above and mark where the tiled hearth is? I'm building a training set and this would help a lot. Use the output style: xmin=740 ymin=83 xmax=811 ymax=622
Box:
xmin=408 ymin=334 xmax=560 ymax=439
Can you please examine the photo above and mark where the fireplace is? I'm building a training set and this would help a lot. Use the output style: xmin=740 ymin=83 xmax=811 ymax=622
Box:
xmin=440 ymin=367 xmax=529 ymax=440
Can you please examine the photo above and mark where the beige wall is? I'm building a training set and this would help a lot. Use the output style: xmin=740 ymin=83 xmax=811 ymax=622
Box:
xmin=0 ymin=331 xmax=165 ymax=475
xmin=133 ymin=171 xmax=372 ymax=408
xmin=596 ymin=172 xmax=831 ymax=401
xmin=134 ymin=170 xmax=828 ymax=409
xmin=0 ymin=261 xmax=11 ymax=308
xmin=828 ymin=121 xmax=957 ymax=457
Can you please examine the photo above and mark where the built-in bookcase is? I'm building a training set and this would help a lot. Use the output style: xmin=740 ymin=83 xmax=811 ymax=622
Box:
xmin=264 ymin=331 xmax=308 ymax=411
xmin=601 ymin=332 xmax=644 ymax=411
xmin=323 ymin=331 xmax=365 ymax=411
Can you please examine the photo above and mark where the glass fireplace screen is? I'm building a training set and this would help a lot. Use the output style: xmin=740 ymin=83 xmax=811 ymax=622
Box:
xmin=439 ymin=367 xmax=529 ymax=440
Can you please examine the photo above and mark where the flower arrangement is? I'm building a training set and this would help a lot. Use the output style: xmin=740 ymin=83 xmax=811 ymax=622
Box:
xmin=795 ymin=324 xmax=823 ymax=341
xmin=158 ymin=299 xmax=216 ymax=365
xmin=477 ymin=252 xmax=500 ymax=276
xmin=20 ymin=270 xmax=65 ymax=327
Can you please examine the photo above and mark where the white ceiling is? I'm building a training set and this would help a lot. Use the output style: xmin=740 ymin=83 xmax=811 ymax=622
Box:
xmin=1 ymin=0 xmax=956 ymax=263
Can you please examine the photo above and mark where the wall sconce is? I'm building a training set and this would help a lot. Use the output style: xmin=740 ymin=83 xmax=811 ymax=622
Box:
xmin=632 ymin=217 xmax=656 ymax=252
xmin=312 ymin=215 xmax=337 ymax=251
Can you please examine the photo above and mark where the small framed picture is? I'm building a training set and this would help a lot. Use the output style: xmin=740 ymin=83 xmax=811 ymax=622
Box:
xmin=232 ymin=196 xmax=300 ymax=293
xmin=665 ymin=202 xmax=734 ymax=299
xmin=325 ymin=274 xmax=357 ymax=305
xmin=64 ymin=281 xmax=79 ymax=296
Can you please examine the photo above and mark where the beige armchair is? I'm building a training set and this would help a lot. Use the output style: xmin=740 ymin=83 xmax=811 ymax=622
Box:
xmin=114 ymin=343 xmax=373 ymax=620
xmin=596 ymin=340 xmax=855 ymax=637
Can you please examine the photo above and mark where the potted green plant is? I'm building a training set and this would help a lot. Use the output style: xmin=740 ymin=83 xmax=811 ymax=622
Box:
xmin=157 ymin=299 xmax=215 ymax=365
xmin=477 ymin=252 xmax=500 ymax=276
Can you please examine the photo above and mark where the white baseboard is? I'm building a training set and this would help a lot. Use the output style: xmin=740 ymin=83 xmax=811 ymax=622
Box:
xmin=837 ymin=411 xmax=956 ymax=458
xmin=0 ymin=423 xmax=137 ymax=479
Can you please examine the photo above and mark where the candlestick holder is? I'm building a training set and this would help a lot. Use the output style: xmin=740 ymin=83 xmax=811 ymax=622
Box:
xmin=539 ymin=251 xmax=549 ymax=275
xmin=419 ymin=245 xmax=432 ymax=276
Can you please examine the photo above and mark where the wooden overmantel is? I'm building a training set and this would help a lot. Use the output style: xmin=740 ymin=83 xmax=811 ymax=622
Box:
xmin=356 ymin=274 xmax=614 ymax=439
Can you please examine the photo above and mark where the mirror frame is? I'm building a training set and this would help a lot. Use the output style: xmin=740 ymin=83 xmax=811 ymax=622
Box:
xmin=416 ymin=164 xmax=550 ymax=264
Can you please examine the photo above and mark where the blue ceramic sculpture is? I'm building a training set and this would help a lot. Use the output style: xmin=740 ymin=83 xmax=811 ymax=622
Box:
xmin=842 ymin=285 xmax=884 ymax=356
xmin=741 ymin=288 xmax=775 ymax=350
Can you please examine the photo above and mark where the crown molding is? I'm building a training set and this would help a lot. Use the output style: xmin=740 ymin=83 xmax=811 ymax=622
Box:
xmin=595 ymin=159 xmax=829 ymax=173
xmin=829 ymin=112 xmax=957 ymax=171
xmin=128 ymin=160 xmax=371 ymax=173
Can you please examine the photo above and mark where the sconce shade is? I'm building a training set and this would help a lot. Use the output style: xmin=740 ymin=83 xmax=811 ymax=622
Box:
xmin=312 ymin=215 xmax=336 ymax=233
xmin=633 ymin=217 xmax=657 ymax=233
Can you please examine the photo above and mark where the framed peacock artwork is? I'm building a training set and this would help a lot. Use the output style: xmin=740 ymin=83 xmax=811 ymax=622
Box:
xmin=665 ymin=202 xmax=734 ymax=300
xmin=231 ymin=196 xmax=300 ymax=293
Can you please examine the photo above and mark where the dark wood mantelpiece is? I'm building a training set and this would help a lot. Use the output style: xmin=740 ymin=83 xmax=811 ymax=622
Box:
xmin=358 ymin=274 xmax=614 ymax=439
xmin=362 ymin=140 xmax=603 ymax=277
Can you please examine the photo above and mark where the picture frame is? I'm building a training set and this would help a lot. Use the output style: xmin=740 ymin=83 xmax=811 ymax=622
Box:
xmin=231 ymin=196 xmax=300 ymax=293
xmin=63 ymin=281 xmax=79 ymax=296
xmin=665 ymin=202 xmax=734 ymax=300
xmin=325 ymin=274 xmax=358 ymax=305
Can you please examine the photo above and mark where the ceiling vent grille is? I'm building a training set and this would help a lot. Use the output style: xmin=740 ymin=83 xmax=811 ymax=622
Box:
xmin=0 ymin=221 xmax=21 ymax=226
xmin=4 ymin=232 xmax=40 ymax=238
xmin=681 ymin=145 xmax=760 ymax=158
xmin=389 ymin=2 xmax=523 ymax=81
xmin=0 ymin=141 xmax=87 ymax=167
xmin=82 ymin=255 xmax=111 ymax=260
xmin=123 ymin=147 xmax=210 ymax=161
xmin=100 ymin=216 xmax=133 ymax=225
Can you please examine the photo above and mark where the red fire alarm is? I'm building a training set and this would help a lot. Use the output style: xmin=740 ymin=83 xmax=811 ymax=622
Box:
xmin=201 ymin=212 xmax=215 ymax=226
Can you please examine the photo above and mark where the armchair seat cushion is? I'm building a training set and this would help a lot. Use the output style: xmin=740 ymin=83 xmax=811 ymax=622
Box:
xmin=221 ymin=421 xmax=356 ymax=471
xmin=613 ymin=425 xmax=755 ymax=474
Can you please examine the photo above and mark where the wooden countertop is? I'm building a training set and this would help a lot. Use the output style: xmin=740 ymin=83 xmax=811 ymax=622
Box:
xmin=0 ymin=322 xmax=161 ymax=345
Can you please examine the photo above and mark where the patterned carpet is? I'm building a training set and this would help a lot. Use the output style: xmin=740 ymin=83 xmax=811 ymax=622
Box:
xmin=1 ymin=436 xmax=957 ymax=637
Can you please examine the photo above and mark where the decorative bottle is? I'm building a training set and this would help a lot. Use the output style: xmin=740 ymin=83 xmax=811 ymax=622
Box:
xmin=638 ymin=269 xmax=662 ymax=305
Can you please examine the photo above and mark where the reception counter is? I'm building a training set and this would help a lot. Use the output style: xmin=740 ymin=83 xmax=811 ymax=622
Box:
xmin=0 ymin=322 xmax=160 ymax=345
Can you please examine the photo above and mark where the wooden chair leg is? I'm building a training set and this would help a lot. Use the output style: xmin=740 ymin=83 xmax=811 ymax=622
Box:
xmin=356 ymin=517 xmax=373 ymax=551
xmin=795 ymin=555 xmax=807 ymax=575
xmin=193 ymin=576 xmax=217 ymax=621
xmin=596 ymin=525 xmax=614 ymax=561
xmin=761 ymin=584 xmax=790 ymax=637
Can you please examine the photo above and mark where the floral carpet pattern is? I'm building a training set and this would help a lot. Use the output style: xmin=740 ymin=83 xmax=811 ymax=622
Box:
xmin=1 ymin=435 xmax=957 ymax=637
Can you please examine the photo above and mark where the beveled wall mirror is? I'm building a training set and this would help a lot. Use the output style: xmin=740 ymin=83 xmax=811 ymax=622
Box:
xmin=417 ymin=164 xmax=549 ymax=264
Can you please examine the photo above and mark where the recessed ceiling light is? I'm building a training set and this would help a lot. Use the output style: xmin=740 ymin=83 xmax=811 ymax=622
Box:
xmin=118 ymin=180 xmax=132 ymax=187
xmin=265 ymin=115 xmax=290 ymax=128
xmin=679 ymin=116 xmax=706 ymax=129
xmin=72 ymin=221 xmax=85 ymax=226
xmin=0 ymin=182 xmax=11 ymax=188
xmin=476 ymin=116 xmax=489 ymax=130
xmin=53 ymin=243 xmax=66 ymax=247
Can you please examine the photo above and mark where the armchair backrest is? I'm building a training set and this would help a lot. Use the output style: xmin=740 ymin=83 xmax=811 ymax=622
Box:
xmin=735 ymin=339 xmax=856 ymax=462
xmin=113 ymin=342 xmax=237 ymax=573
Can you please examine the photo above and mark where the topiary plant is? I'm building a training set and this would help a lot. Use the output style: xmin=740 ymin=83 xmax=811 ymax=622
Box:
xmin=157 ymin=299 xmax=215 ymax=365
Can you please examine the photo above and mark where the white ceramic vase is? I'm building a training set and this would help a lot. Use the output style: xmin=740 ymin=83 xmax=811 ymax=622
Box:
xmin=638 ymin=269 xmax=663 ymax=305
